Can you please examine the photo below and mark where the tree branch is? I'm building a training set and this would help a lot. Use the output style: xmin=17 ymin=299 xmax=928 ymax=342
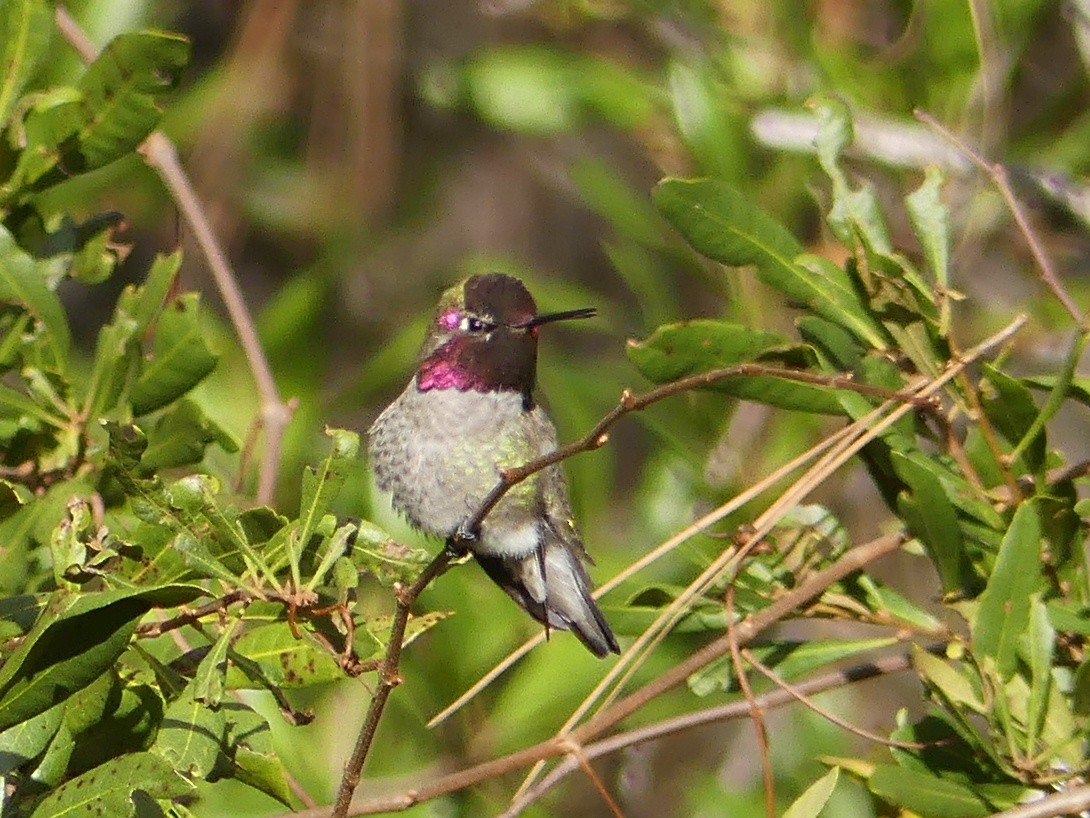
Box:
xmin=54 ymin=5 xmax=296 ymax=504
xmin=915 ymin=108 xmax=1086 ymax=328
xmin=279 ymin=648 xmax=918 ymax=817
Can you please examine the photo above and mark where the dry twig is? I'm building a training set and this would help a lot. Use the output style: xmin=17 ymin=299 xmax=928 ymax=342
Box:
xmin=54 ymin=6 xmax=296 ymax=505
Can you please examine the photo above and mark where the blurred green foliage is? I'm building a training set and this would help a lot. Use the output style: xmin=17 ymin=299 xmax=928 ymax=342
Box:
xmin=0 ymin=1 xmax=1088 ymax=817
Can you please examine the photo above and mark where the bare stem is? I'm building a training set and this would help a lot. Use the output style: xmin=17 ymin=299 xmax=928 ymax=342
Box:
xmin=54 ymin=6 xmax=296 ymax=504
xmin=330 ymin=548 xmax=457 ymax=818
xmin=915 ymin=108 xmax=1086 ymax=328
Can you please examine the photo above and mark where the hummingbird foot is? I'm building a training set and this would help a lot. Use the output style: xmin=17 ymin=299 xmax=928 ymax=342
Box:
xmin=446 ymin=522 xmax=478 ymax=556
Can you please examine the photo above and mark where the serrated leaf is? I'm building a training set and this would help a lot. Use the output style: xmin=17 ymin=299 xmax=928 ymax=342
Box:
xmin=131 ymin=293 xmax=217 ymax=415
xmin=783 ymin=767 xmax=839 ymax=818
xmin=226 ymin=622 xmax=345 ymax=689
xmin=75 ymin=31 xmax=189 ymax=167
xmin=28 ymin=751 xmax=192 ymax=818
xmin=0 ymin=0 xmax=52 ymax=126
xmin=974 ymin=501 xmax=1044 ymax=677
xmin=154 ymin=677 xmax=226 ymax=779
xmin=654 ymin=178 xmax=885 ymax=349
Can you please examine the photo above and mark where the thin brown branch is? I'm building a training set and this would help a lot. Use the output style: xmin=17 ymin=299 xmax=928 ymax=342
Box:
xmin=279 ymin=650 xmax=917 ymax=817
xmin=54 ymin=6 xmax=296 ymax=505
xmin=987 ymin=785 xmax=1090 ymax=818
xmin=727 ymin=585 xmax=775 ymax=818
xmin=561 ymin=740 xmax=624 ymax=818
xmin=331 ymin=548 xmax=458 ymax=818
xmin=499 ymin=650 xmax=922 ymax=818
xmin=460 ymin=363 xmax=936 ymax=539
xmin=915 ymin=109 xmax=1086 ymax=327
xmin=741 ymin=649 xmax=928 ymax=750
xmin=135 ymin=589 xmax=252 ymax=637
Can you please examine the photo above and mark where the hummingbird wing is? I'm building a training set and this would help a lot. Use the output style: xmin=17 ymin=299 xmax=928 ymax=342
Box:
xmin=474 ymin=458 xmax=619 ymax=658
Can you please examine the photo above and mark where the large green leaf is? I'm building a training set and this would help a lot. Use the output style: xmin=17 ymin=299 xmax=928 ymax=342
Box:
xmin=0 ymin=0 xmax=52 ymax=126
xmin=867 ymin=765 xmax=990 ymax=818
xmin=130 ymin=293 xmax=217 ymax=415
xmin=627 ymin=320 xmax=843 ymax=414
xmin=974 ymin=502 xmax=1044 ymax=677
xmin=28 ymin=751 xmax=192 ymax=818
xmin=154 ymin=677 xmax=226 ymax=779
xmin=0 ymin=585 xmax=203 ymax=731
xmin=653 ymin=178 xmax=885 ymax=348
xmin=226 ymin=622 xmax=345 ymax=689
xmin=0 ymin=226 xmax=70 ymax=372
xmin=4 ymin=31 xmax=189 ymax=198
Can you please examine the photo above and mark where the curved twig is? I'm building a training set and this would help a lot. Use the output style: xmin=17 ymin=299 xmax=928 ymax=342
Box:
xmin=54 ymin=6 xmax=296 ymax=504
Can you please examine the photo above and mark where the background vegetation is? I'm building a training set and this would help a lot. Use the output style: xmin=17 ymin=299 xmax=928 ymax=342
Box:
xmin=0 ymin=1 xmax=1088 ymax=817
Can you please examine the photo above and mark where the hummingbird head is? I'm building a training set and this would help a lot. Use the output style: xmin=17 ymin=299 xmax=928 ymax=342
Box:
xmin=415 ymin=273 xmax=595 ymax=405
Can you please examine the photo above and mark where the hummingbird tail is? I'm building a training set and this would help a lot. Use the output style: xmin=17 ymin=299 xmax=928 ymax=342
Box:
xmin=475 ymin=543 xmax=620 ymax=658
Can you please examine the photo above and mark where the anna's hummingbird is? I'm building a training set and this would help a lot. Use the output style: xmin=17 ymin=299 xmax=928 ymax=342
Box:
xmin=367 ymin=273 xmax=619 ymax=657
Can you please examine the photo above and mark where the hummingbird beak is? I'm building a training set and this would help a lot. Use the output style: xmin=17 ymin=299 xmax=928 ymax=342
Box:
xmin=511 ymin=307 xmax=597 ymax=330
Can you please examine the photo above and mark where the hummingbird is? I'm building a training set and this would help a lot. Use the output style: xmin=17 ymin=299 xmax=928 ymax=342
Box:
xmin=367 ymin=273 xmax=619 ymax=657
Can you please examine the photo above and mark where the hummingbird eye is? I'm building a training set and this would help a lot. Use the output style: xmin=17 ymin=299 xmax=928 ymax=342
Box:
xmin=460 ymin=315 xmax=491 ymax=333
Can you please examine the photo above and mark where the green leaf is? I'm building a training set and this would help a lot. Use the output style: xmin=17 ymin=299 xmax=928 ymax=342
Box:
xmin=974 ymin=501 xmax=1044 ymax=677
xmin=1022 ymin=596 xmax=1054 ymax=757
xmin=285 ymin=428 xmax=359 ymax=587
xmin=892 ymin=451 xmax=967 ymax=594
xmin=868 ymin=765 xmax=990 ymax=818
xmin=1008 ymin=332 xmax=1086 ymax=466
xmin=905 ymin=166 xmax=951 ymax=333
xmin=653 ymin=178 xmax=885 ymax=348
xmin=0 ymin=585 xmax=202 ymax=731
xmin=783 ymin=767 xmax=840 ymax=818
xmin=75 ymin=31 xmax=189 ymax=168
xmin=131 ymin=293 xmax=217 ymax=415
xmin=4 ymin=33 xmax=189 ymax=200
xmin=28 ymin=751 xmax=192 ymax=818
xmin=0 ymin=0 xmax=52 ymax=126
xmin=981 ymin=365 xmax=1045 ymax=474
xmin=912 ymin=646 xmax=986 ymax=714
xmin=226 ymin=622 xmax=345 ymax=689
xmin=0 ymin=700 xmax=64 ymax=773
xmin=154 ymin=677 xmax=226 ymax=779
xmin=141 ymin=399 xmax=239 ymax=472
xmin=223 ymin=703 xmax=293 ymax=807
xmin=119 ymin=251 xmax=182 ymax=335
xmin=0 ymin=225 xmax=71 ymax=372
xmin=627 ymin=320 xmax=843 ymax=414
